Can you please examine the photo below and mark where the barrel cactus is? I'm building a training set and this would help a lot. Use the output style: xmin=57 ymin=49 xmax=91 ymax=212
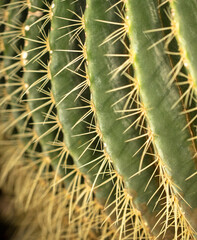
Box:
xmin=0 ymin=0 xmax=197 ymax=239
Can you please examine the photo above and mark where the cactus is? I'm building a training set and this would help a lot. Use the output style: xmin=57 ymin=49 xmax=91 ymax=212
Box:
xmin=0 ymin=0 xmax=197 ymax=239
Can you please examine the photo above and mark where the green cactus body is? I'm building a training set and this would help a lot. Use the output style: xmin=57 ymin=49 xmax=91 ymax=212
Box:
xmin=0 ymin=0 xmax=197 ymax=239
xmin=158 ymin=1 xmax=197 ymax=157
xmin=169 ymin=0 xmax=197 ymax=155
xmin=49 ymin=0 xmax=119 ymax=223
xmin=170 ymin=0 xmax=197 ymax=95
xmin=22 ymin=0 xmax=64 ymax=173
xmin=126 ymin=0 xmax=197 ymax=235
xmin=22 ymin=1 xmax=87 ymax=212
xmin=49 ymin=0 xmax=97 ymax=181
xmin=84 ymin=0 xmax=167 ymax=238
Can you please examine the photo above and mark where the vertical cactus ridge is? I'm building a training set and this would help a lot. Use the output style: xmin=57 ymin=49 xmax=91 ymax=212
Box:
xmin=167 ymin=0 xmax=197 ymax=179
xmin=84 ymin=0 xmax=168 ymax=238
xmin=49 ymin=0 xmax=116 ymax=209
xmin=169 ymin=0 xmax=197 ymax=98
xmin=65 ymin=16 xmax=153 ymax=240
xmin=49 ymin=1 xmax=122 ymax=237
xmin=21 ymin=1 xmax=89 ymax=217
xmin=157 ymin=1 xmax=197 ymax=161
xmin=158 ymin=0 xmax=197 ymax=182
xmin=125 ymin=0 xmax=197 ymax=237
xmin=22 ymin=0 xmax=65 ymax=175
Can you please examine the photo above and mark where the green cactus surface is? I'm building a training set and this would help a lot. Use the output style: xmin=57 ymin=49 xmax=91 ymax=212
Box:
xmin=0 ymin=0 xmax=197 ymax=239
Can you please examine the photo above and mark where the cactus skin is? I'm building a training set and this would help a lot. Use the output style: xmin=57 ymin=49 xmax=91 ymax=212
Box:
xmin=0 ymin=0 xmax=197 ymax=239
xmin=48 ymin=5 xmax=124 ymax=237
xmin=22 ymin=0 xmax=65 ymax=174
xmin=170 ymin=0 xmax=197 ymax=95
xmin=126 ymin=0 xmax=197 ymax=233
xmin=84 ymin=0 xmax=165 ymax=237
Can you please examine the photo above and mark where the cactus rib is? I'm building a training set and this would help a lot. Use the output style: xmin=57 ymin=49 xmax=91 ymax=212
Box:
xmin=125 ymin=0 xmax=197 ymax=235
xmin=84 ymin=0 xmax=173 ymax=238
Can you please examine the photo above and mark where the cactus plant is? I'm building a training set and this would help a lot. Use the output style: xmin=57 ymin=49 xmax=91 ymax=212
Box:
xmin=0 ymin=0 xmax=197 ymax=239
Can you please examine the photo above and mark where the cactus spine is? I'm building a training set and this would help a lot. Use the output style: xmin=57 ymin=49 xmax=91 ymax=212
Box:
xmin=0 ymin=0 xmax=197 ymax=239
